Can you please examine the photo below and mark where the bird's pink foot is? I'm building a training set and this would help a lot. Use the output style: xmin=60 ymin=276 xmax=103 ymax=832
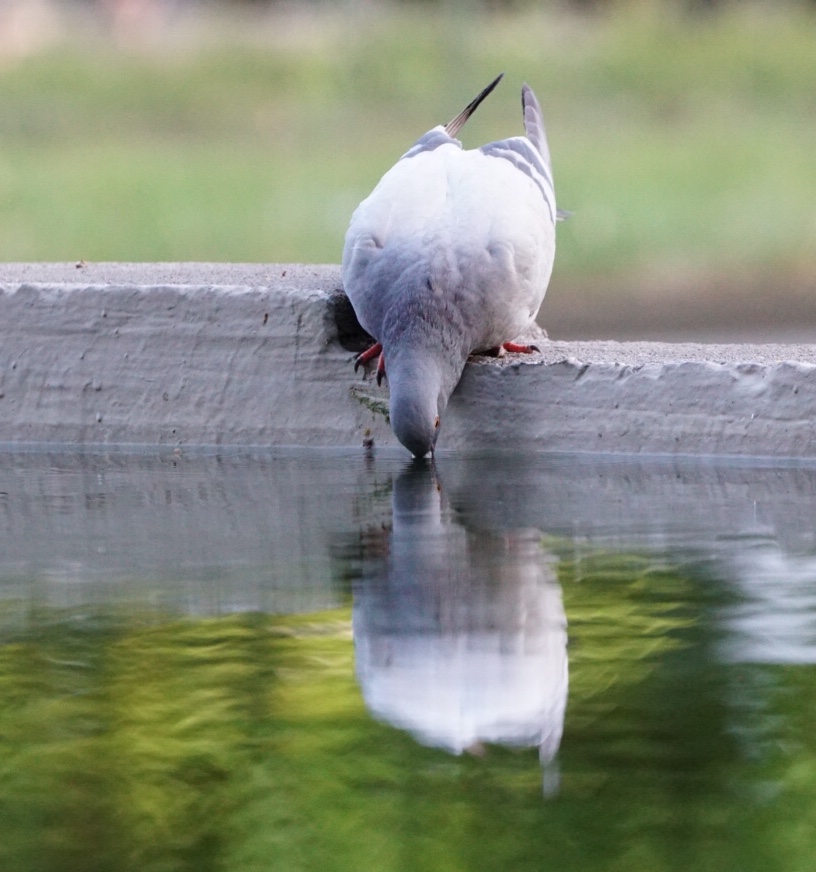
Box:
xmin=354 ymin=342 xmax=387 ymax=385
xmin=482 ymin=341 xmax=541 ymax=358
xmin=502 ymin=341 xmax=540 ymax=354
xmin=354 ymin=342 xmax=382 ymax=372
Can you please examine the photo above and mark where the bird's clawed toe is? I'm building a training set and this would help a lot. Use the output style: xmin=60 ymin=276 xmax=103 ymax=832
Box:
xmin=354 ymin=342 xmax=387 ymax=384
xmin=354 ymin=342 xmax=382 ymax=372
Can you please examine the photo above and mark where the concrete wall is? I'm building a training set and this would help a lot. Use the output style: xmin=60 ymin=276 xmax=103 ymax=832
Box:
xmin=2 ymin=262 xmax=816 ymax=456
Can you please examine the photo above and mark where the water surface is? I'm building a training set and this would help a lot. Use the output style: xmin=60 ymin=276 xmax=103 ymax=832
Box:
xmin=2 ymin=448 xmax=816 ymax=871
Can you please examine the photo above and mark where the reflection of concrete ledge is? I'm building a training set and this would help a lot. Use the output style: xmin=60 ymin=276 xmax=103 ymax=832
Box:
xmin=2 ymin=262 xmax=816 ymax=456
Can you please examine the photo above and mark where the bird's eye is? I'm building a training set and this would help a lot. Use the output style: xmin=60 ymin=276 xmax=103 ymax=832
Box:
xmin=434 ymin=416 xmax=440 ymax=429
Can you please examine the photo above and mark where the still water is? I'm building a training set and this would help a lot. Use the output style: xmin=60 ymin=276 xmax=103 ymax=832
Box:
xmin=2 ymin=447 xmax=816 ymax=871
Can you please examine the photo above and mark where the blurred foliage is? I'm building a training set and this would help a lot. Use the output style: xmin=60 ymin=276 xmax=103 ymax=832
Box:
xmin=1 ymin=545 xmax=816 ymax=871
xmin=0 ymin=0 xmax=814 ymax=299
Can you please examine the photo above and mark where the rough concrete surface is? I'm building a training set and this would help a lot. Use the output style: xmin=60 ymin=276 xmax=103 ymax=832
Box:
xmin=1 ymin=262 xmax=816 ymax=456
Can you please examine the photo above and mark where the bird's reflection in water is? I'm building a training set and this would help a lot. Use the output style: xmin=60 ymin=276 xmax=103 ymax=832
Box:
xmin=353 ymin=459 xmax=568 ymax=796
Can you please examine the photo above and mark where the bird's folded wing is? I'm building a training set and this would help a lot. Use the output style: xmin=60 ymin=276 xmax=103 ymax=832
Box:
xmin=520 ymin=82 xmax=551 ymax=170
xmin=399 ymin=126 xmax=462 ymax=162
xmin=480 ymin=137 xmax=556 ymax=225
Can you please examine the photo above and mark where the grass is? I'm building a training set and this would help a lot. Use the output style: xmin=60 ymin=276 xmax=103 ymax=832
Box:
xmin=1 ymin=0 xmax=815 ymax=320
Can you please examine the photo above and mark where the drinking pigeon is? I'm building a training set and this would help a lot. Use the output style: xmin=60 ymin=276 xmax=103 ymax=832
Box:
xmin=342 ymin=74 xmax=559 ymax=457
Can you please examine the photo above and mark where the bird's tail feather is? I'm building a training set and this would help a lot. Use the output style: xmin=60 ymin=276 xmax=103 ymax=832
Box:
xmin=521 ymin=83 xmax=552 ymax=171
xmin=444 ymin=72 xmax=504 ymax=139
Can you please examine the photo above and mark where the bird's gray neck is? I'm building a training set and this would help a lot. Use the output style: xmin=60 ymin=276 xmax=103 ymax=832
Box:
xmin=389 ymin=287 xmax=472 ymax=379
xmin=380 ymin=287 xmax=471 ymax=371
xmin=376 ymin=274 xmax=472 ymax=457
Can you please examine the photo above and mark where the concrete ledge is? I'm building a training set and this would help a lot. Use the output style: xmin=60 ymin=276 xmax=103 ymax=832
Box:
xmin=1 ymin=262 xmax=816 ymax=456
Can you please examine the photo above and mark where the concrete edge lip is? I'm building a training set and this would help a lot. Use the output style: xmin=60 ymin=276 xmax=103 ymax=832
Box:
xmin=1 ymin=262 xmax=816 ymax=457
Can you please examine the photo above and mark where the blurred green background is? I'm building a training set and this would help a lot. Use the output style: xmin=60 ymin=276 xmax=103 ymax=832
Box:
xmin=1 ymin=0 xmax=815 ymax=338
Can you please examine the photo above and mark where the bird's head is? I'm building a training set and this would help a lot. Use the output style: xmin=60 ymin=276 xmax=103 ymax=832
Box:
xmin=387 ymin=350 xmax=451 ymax=458
xmin=391 ymin=394 xmax=442 ymax=458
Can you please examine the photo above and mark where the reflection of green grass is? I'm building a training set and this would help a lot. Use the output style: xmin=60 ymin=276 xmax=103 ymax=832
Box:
xmin=0 ymin=562 xmax=815 ymax=872
xmin=0 ymin=2 xmax=815 ymax=287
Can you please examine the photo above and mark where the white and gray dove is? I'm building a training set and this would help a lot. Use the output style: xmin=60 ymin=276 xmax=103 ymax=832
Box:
xmin=342 ymin=74 xmax=559 ymax=457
